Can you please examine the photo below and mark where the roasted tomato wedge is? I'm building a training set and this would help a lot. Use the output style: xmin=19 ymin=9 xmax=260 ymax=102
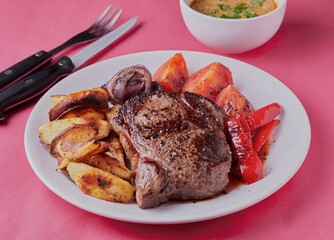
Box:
xmin=215 ymin=84 xmax=254 ymax=118
xmin=153 ymin=53 xmax=189 ymax=94
xmin=182 ymin=62 xmax=233 ymax=101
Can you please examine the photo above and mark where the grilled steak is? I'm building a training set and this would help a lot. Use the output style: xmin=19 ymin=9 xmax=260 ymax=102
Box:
xmin=110 ymin=91 xmax=232 ymax=209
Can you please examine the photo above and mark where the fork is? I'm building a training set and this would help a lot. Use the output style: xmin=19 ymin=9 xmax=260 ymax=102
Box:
xmin=0 ymin=5 xmax=122 ymax=90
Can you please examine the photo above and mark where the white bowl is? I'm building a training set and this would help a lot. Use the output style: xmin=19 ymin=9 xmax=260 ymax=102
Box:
xmin=180 ymin=0 xmax=287 ymax=54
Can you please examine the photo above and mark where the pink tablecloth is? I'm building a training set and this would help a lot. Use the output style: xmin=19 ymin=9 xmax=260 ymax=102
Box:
xmin=0 ymin=0 xmax=333 ymax=239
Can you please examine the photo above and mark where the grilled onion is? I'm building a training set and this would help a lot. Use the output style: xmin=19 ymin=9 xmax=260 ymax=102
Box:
xmin=105 ymin=65 xmax=152 ymax=104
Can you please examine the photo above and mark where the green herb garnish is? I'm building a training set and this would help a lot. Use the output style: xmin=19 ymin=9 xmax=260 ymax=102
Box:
xmin=220 ymin=10 xmax=241 ymax=19
xmin=234 ymin=3 xmax=247 ymax=14
xmin=218 ymin=4 xmax=231 ymax=11
xmin=243 ymin=8 xmax=257 ymax=18
xmin=220 ymin=14 xmax=242 ymax=19
xmin=251 ymin=0 xmax=265 ymax=7
xmin=229 ymin=10 xmax=236 ymax=17
xmin=205 ymin=2 xmax=258 ymax=19
xmin=204 ymin=9 xmax=219 ymax=16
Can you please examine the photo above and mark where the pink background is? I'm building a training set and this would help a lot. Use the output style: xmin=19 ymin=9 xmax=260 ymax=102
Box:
xmin=0 ymin=0 xmax=333 ymax=239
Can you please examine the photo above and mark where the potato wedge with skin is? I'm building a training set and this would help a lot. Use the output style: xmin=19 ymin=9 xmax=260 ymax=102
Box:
xmin=105 ymin=152 xmax=125 ymax=166
xmin=49 ymin=87 xmax=110 ymax=121
xmin=56 ymin=157 xmax=71 ymax=179
xmin=56 ymin=157 xmax=71 ymax=170
xmin=50 ymin=124 xmax=97 ymax=155
xmin=38 ymin=117 xmax=110 ymax=145
xmin=50 ymin=124 xmax=108 ymax=159
xmin=105 ymin=104 xmax=121 ymax=122
xmin=58 ymin=106 xmax=106 ymax=120
xmin=58 ymin=140 xmax=108 ymax=160
xmin=104 ymin=132 xmax=125 ymax=166
xmin=51 ymin=95 xmax=67 ymax=107
xmin=39 ymin=118 xmax=87 ymax=145
xmin=82 ymin=117 xmax=110 ymax=140
xmin=67 ymin=162 xmax=135 ymax=203
xmin=82 ymin=153 xmax=132 ymax=180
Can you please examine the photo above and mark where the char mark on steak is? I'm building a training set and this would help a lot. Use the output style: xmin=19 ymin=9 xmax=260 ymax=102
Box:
xmin=110 ymin=91 xmax=232 ymax=209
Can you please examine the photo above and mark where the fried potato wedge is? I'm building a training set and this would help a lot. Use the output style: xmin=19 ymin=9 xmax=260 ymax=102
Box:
xmin=49 ymin=87 xmax=110 ymax=121
xmin=82 ymin=153 xmax=132 ymax=180
xmin=38 ymin=117 xmax=110 ymax=145
xmin=67 ymin=162 xmax=135 ymax=203
xmin=106 ymin=104 xmax=121 ymax=122
xmin=50 ymin=124 xmax=105 ymax=157
xmin=39 ymin=118 xmax=87 ymax=145
xmin=82 ymin=118 xmax=110 ymax=140
xmin=104 ymin=132 xmax=125 ymax=166
xmin=58 ymin=140 xmax=108 ymax=160
xmin=56 ymin=157 xmax=71 ymax=179
xmin=58 ymin=106 xmax=106 ymax=120
xmin=56 ymin=157 xmax=71 ymax=171
xmin=51 ymin=95 xmax=67 ymax=107
xmin=50 ymin=124 xmax=96 ymax=155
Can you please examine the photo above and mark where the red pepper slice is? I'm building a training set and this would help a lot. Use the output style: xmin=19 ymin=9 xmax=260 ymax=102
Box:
xmin=246 ymin=103 xmax=281 ymax=130
xmin=236 ymin=113 xmax=252 ymax=142
xmin=252 ymin=119 xmax=280 ymax=152
xmin=225 ymin=118 xmax=264 ymax=184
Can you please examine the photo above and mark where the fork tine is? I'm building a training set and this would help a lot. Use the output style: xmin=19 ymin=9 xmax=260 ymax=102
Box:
xmin=87 ymin=5 xmax=112 ymax=32
xmin=100 ymin=9 xmax=123 ymax=35
xmin=94 ymin=8 xmax=117 ymax=33
xmin=49 ymin=5 xmax=122 ymax=56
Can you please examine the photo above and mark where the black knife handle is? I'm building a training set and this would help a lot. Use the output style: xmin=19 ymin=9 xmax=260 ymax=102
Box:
xmin=0 ymin=50 xmax=53 ymax=90
xmin=0 ymin=56 xmax=74 ymax=120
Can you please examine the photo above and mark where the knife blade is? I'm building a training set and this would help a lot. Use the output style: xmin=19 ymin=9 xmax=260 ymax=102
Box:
xmin=0 ymin=16 xmax=137 ymax=120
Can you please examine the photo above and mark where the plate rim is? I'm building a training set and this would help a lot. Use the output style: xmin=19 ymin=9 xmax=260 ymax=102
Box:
xmin=24 ymin=50 xmax=311 ymax=224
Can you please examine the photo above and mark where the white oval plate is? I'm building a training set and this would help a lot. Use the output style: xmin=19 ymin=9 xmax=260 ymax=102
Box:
xmin=25 ymin=50 xmax=311 ymax=224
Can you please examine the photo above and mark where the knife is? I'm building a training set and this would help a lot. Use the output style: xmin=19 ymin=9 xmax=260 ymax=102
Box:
xmin=0 ymin=16 xmax=137 ymax=120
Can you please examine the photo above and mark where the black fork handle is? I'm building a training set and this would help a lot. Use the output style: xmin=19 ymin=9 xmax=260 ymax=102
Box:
xmin=0 ymin=50 xmax=53 ymax=91
xmin=0 ymin=56 xmax=74 ymax=120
